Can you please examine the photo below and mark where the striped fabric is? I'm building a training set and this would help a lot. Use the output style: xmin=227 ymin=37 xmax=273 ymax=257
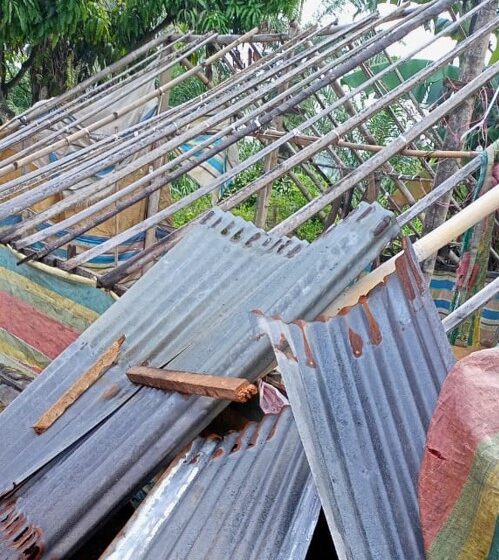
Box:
xmin=419 ymin=348 xmax=499 ymax=560
xmin=430 ymin=271 xmax=499 ymax=347
xmin=0 ymin=246 xmax=114 ymax=376
xmin=0 ymin=215 xmax=171 ymax=270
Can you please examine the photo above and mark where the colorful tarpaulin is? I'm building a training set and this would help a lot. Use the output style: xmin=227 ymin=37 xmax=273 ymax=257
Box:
xmin=419 ymin=348 xmax=499 ymax=560
xmin=0 ymin=246 xmax=115 ymax=375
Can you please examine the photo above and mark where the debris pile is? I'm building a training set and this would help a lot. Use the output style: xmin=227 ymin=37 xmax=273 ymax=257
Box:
xmin=0 ymin=1 xmax=498 ymax=557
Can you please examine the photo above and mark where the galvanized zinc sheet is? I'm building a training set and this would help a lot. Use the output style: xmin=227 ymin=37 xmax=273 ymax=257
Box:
xmin=101 ymin=407 xmax=319 ymax=560
xmin=0 ymin=203 xmax=397 ymax=558
xmin=259 ymin=242 xmax=456 ymax=560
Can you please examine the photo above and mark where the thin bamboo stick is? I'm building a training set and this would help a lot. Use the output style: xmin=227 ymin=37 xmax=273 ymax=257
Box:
xmin=0 ymin=28 xmax=184 ymax=137
xmin=0 ymin=32 xmax=222 ymax=173
xmin=0 ymin=20 xmax=335 ymax=210
xmin=4 ymin=14 xmax=396 ymax=240
xmin=398 ymin=156 xmax=482 ymax=226
xmin=268 ymin=69 xmax=499 ymax=234
xmin=0 ymin=8 xmax=414 ymax=185
xmin=254 ymin=131 xmax=478 ymax=158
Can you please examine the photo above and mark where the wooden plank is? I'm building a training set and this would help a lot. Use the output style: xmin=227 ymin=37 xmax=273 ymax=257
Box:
xmin=127 ymin=366 xmax=258 ymax=403
xmin=33 ymin=335 xmax=125 ymax=434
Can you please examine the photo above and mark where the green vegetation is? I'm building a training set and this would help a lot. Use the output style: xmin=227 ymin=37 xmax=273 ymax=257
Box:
xmin=0 ymin=0 xmax=301 ymax=117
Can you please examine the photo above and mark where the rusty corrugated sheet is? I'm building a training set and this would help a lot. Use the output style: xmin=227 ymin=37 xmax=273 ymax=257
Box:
xmin=0 ymin=204 xmax=397 ymax=558
xmin=101 ymin=408 xmax=319 ymax=560
xmin=259 ymin=242 xmax=456 ymax=560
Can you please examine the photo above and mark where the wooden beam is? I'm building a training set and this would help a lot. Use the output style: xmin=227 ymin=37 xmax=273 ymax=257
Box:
xmin=127 ymin=366 xmax=258 ymax=403
xmin=33 ymin=335 xmax=125 ymax=434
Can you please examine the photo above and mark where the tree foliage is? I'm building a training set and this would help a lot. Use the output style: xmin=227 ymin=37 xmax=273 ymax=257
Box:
xmin=0 ymin=0 xmax=300 ymax=118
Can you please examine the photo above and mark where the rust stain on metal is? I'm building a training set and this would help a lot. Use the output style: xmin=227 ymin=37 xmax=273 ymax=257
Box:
xmin=274 ymin=334 xmax=298 ymax=362
xmin=373 ymin=215 xmax=393 ymax=237
xmin=402 ymin=239 xmax=426 ymax=296
xmin=348 ymin=328 xmax=364 ymax=357
xmin=127 ymin=367 xmax=257 ymax=403
xmin=359 ymin=297 xmax=382 ymax=345
xmin=395 ymin=254 xmax=415 ymax=301
xmin=337 ymin=304 xmax=354 ymax=317
xmin=0 ymin=500 xmax=44 ymax=560
xmin=293 ymin=320 xmax=316 ymax=368
xmin=32 ymin=335 xmax=125 ymax=434
xmin=213 ymin=448 xmax=225 ymax=460
xmin=356 ymin=204 xmax=374 ymax=221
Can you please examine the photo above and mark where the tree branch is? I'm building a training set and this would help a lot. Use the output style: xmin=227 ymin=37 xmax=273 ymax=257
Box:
xmin=4 ymin=45 xmax=39 ymax=94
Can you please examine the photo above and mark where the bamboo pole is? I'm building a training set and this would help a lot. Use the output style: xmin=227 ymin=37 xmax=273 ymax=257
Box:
xmin=254 ymin=131 xmax=478 ymax=158
xmin=327 ymin=184 xmax=499 ymax=315
xmin=0 ymin=8 xmax=417 ymax=189
xmin=0 ymin=36 xmax=201 ymax=161
xmin=4 ymin=27 xmax=352 ymax=241
xmin=98 ymin=42 xmax=497 ymax=287
xmin=442 ymin=276 xmax=499 ymax=333
xmin=0 ymin=8 xmax=413 ymax=209
xmin=0 ymin=32 xmax=222 ymax=174
xmin=268 ymin=62 xmax=499 ymax=236
xmin=159 ymin=11 xmax=419 ymax=45
xmin=0 ymin=35 xmax=188 ymax=154
xmin=421 ymin=0 xmax=496 ymax=281
xmin=0 ymin=28 xmax=184 ymax=137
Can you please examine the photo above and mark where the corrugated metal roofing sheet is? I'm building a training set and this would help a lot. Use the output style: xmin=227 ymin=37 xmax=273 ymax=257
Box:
xmin=101 ymin=407 xmax=319 ymax=560
xmin=259 ymin=241 xmax=456 ymax=560
xmin=0 ymin=203 xmax=398 ymax=558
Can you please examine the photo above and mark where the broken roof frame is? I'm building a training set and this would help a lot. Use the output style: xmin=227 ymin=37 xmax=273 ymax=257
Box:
xmin=0 ymin=203 xmax=398 ymax=558
xmin=259 ymin=241 xmax=456 ymax=560
xmin=0 ymin=0 xmax=496 ymax=288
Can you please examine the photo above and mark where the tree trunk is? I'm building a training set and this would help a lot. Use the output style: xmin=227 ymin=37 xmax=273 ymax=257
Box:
xmin=421 ymin=0 xmax=495 ymax=282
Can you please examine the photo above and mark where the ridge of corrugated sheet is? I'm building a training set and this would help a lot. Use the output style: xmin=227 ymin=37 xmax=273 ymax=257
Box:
xmin=0 ymin=203 xmax=398 ymax=558
xmin=101 ymin=407 xmax=320 ymax=560
xmin=259 ymin=242 xmax=456 ymax=560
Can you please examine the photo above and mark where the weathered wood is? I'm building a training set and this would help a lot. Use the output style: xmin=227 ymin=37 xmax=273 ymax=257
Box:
xmin=32 ymin=335 xmax=125 ymax=434
xmin=127 ymin=366 xmax=258 ymax=403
